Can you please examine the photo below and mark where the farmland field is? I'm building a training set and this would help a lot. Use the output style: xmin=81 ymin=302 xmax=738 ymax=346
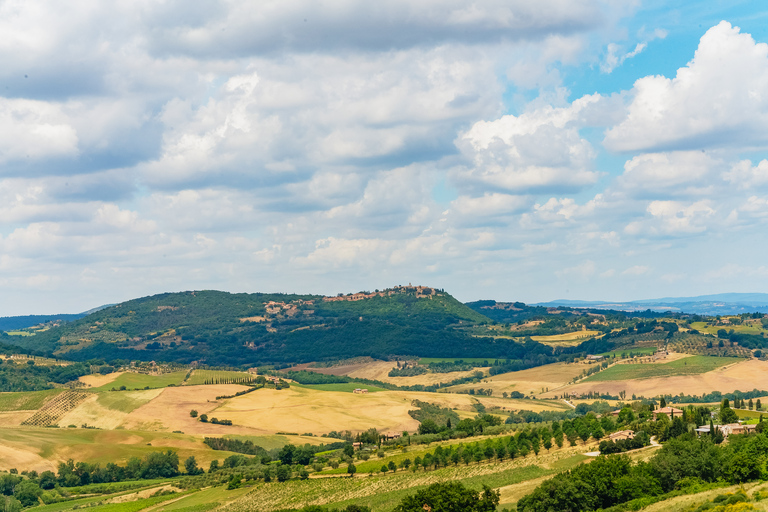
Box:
xmin=531 ymin=330 xmax=601 ymax=346
xmin=0 ymin=427 xmax=241 ymax=473
xmin=600 ymin=346 xmax=658 ymax=357
xmin=583 ymin=355 xmax=740 ymax=382
xmin=295 ymin=382 xmax=389 ymax=393
xmin=446 ymin=361 xmax=587 ymax=397
xmin=549 ymin=358 xmax=768 ymax=398
xmin=339 ymin=359 xmax=486 ymax=386
xmin=225 ymin=450 xmax=589 ymax=512
xmin=0 ymin=389 xmax=62 ymax=411
xmin=89 ymin=371 xmax=188 ymax=392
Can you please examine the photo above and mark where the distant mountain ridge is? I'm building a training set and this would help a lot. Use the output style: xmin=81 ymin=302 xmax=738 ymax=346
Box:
xmin=535 ymin=293 xmax=768 ymax=315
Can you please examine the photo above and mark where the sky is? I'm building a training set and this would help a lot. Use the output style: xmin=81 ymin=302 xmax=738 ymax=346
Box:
xmin=2 ymin=1 xmax=768 ymax=314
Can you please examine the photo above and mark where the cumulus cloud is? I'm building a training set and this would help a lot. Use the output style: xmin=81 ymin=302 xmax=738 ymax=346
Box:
xmin=605 ymin=21 xmax=768 ymax=152
xmin=625 ymin=200 xmax=715 ymax=236
xmin=455 ymin=94 xmax=606 ymax=194
xmin=614 ymin=151 xmax=723 ymax=198
xmin=724 ymin=159 xmax=768 ymax=189
xmin=0 ymin=98 xmax=78 ymax=164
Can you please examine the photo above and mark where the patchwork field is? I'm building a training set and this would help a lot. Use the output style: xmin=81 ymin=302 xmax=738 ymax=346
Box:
xmin=214 ymin=386 xmax=566 ymax=436
xmin=0 ymin=428 xmax=242 ymax=473
xmin=88 ymin=371 xmax=188 ymax=392
xmin=583 ymin=355 xmax=740 ymax=382
xmin=321 ymin=359 xmax=487 ymax=386
xmin=547 ymin=358 xmax=768 ymax=398
xmin=531 ymin=330 xmax=601 ymax=346
xmin=445 ymin=361 xmax=588 ymax=396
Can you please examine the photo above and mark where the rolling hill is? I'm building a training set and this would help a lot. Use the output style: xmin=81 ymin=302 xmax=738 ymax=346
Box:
xmin=4 ymin=286 xmax=528 ymax=366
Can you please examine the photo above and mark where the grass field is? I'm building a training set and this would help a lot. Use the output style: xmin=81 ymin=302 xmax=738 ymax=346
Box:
xmin=690 ymin=320 xmax=766 ymax=336
xmin=600 ymin=346 xmax=659 ymax=357
xmin=295 ymin=383 xmax=389 ymax=393
xmin=185 ymin=369 xmax=253 ymax=386
xmin=550 ymin=358 xmax=768 ymax=399
xmin=446 ymin=361 xmax=587 ymax=397
xmin=583 ymin=356 xmax=740 ymax=382
xmin=96 ymin=389 xmax=166 ymax=413
xmin=0 ymin=389 xmax=62 ymax=411
xmin=531 ymin=330 xmax=600 ymax=346
xmin=89 ymin=372 xmax=188 ymax=392
xmin=733 ymin=408 xmax=766 ymax=424
xmin=0 ymin=428 xmax=242 ymax=473
xmin=5 ymin=330 xmax=34 ymax=336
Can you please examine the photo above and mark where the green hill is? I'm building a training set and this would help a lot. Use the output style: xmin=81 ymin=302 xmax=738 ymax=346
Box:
xmin=5 ymin=286 xmax=507 ymax=366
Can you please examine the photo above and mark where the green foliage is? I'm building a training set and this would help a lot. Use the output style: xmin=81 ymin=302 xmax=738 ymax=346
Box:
xmin=393 ymin=482 xmax=499 ymax=512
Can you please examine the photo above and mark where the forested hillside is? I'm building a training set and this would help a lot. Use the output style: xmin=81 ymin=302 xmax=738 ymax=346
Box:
xmin=2 ymin=287 xmax=501 ymax=366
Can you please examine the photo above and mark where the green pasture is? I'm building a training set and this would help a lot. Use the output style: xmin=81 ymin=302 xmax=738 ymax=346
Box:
xmin=157 ymin=485 xmax=252 ymax=511
xmin=185 ymin=369 xmax=253 ymax=386
xmin=733 ymin=408 xmax=766 ymax=424
xmin=5 ymin=330 xmax=34 ymax=336
xmin=96 ymin=390 xmax=157 ymax=413
xmin=90 ymin=371 xmax=187 ymax=392
xmin=0 ymin=389 xmax=62 ymax=411
xmin=62 ymin=491 xmax=183 ymax=512
xmin=295 ymin=382 xmax=388 ymax=393
xmin=689 ymin=321 xmax=766 ymax=336
xmin=584 ymin=355 xmax=741 ymax=382
xmin=600 ymin=346 xmax=658 ymax=358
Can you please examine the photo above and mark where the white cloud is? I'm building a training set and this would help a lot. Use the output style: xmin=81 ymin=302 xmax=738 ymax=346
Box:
xmin=724 ymin=159 xmax=768 ymax=189
xmin=614 ymin=151 xmax=722 ymax=198
xmin=0 ymin=99 xmax=78 ymax=164
xmin=605 ymin=21 xmax=768 ymax=152
xmin=455 ymin=94 xmax=604 ymax=194
xmin=625 ymin=200 xmax=715 ymax=236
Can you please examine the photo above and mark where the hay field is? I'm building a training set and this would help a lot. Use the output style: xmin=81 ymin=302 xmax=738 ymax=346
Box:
xmin=343 ymin=360 xmax=487 ymax=386
xmin=547 ymin=358 xmax=768 ymax=398
xmin=215 ymin=387 xmax=564 ymax=436
xmin=531 ymin=330 xmax=601 ymax=346
xmin=584 ymin=355 xmax=739 ymax=382
xmin=79 ymin=372 xmax=124 ymax=388
xmin=119 ymin=384 xmax=258 ymax=435
xmin=0 ymin=428 xmax=240 ymax=473
xmin=446 ymin=362 xmax=587 ymax=397
xmin=55 ymin=389 xmax=165 ymax=429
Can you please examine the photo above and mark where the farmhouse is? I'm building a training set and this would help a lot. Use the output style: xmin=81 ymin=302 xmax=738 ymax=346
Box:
xmin=694 ymin=422 xmax=756 ymax=438
xmin=586 ymin=355 xmax=605 ymax=362
xmin=609 ymin=430 xmax=635 ymax=441
xmin=652 ymin=406 xmax=684 ymax=420
xmin=353 ymin=388 xmax=369 ymax=394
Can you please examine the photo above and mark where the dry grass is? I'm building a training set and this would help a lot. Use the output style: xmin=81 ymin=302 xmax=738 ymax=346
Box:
xmin=119 ymin=384 xmax=258 ymax=435
xmin=215 ymin=387 xmax=565 ymax=436
xmin=547 ymin=358 xmax=768 ymax=398
xmin=447 ymin=362 xmax=586 ymax=397
xmin=56 ymin=389 xmax=164 ymax=429
xmin=344 ymin=360 xmax=485 ymax=386
xmin=79 ymin=372 xmax=124 ymax=388
xmin=532 ymin=330 xmax=601 ymax=346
